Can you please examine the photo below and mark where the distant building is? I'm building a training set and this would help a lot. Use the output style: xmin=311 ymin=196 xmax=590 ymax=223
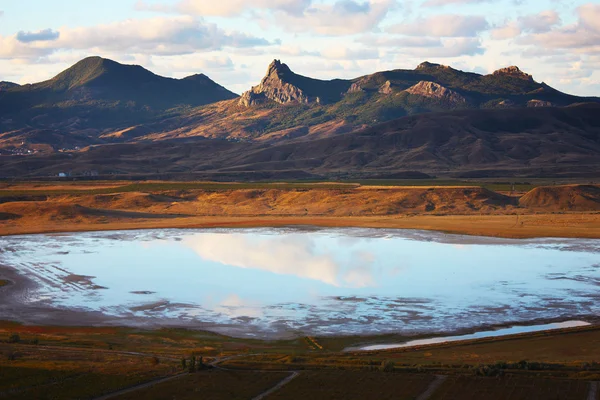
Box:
xmin=58 ymin=172 xmax=68 ymax=178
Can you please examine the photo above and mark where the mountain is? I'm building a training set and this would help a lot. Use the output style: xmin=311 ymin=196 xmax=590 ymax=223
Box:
xmin=2 ymin=103 xmax=599 ymax=179
xmin=1 ymin=57 xmax=599 ymax=168
xmin=0 ymin=57 xmax=237 ymax=146
xmin=0 ymin=81 xmax=19 ymax=91
xmin=239 ymin=59 xmax=352 ymax=106
xmin=90 ymin=59 xmax=598 ymax=146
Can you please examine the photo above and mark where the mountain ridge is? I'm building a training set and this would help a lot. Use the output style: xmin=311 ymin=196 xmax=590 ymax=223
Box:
xmin=2 ymin=103 xmax=600 ymax=179
xmin=1 ymin=56 xmax=599 ymax=156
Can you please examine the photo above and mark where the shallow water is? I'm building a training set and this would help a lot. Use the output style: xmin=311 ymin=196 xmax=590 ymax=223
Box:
xmin=1 ymin=228 xmax=600 ymax=338
xmin=346 ymin=320 xmax=591 ymax=351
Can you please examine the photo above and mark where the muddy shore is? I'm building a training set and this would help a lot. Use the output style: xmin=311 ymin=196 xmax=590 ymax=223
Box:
xmin=2 ymin=213 xmax=600 ymax=239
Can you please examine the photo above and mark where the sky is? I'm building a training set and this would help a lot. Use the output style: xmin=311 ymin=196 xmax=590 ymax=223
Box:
xmin=0 ymin=0 xmax=599 ymax=96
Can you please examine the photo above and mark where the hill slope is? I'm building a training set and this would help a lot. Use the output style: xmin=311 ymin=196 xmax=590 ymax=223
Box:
xmin=0 ymin=57 xmax=237 ymax=150
xmin=2 ymin=58 xmax=599 ymax=154
xmin=2 ymin=103 xmax=599 ymax=179
xmin=108 ymin=59 xmax=599 ymax=145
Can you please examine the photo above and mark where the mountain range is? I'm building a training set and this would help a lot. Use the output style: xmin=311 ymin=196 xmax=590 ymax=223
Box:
xmin=1 ymin=56 xmax=599 ymax=179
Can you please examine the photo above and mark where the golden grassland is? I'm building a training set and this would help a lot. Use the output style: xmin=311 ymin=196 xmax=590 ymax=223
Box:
xmin=1 ymin=180 xmax=599 ymax=239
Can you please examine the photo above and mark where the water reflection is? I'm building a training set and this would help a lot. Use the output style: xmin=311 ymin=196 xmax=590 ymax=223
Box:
xmin=1 ymin=228 xmax=599 ymax=338
xmin=183 ymin=233 xmax=377 ymax=287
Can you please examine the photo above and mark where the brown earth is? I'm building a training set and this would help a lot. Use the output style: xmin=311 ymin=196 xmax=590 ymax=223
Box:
xmin=0 ymin=183 xmax=599 ymax=238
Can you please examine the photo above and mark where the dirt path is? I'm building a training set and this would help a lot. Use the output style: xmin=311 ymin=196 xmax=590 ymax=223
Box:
xmin=588 ymin=381 xmax=598 ymax=400
xmin=251 ymin=371 xmax=300 ymax=400
xmin=416 ymin=375 xmax=448 ymax=400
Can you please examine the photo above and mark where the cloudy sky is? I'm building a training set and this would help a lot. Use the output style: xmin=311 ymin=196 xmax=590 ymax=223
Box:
xmin=0 ymin=0 xmax=599 ymax=95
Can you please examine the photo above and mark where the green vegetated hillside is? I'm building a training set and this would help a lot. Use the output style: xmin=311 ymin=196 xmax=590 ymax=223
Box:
xmin=1 ymin=57 xmax=599 ymax=179
xmin=2 ymin=103 xmax=600 ymax=179
xmin=0 ymin=57 xmax=237 ymax=149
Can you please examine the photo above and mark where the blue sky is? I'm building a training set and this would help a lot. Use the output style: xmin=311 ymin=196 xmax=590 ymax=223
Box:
xmin=0 ymin=0 xmax=599 ymax=95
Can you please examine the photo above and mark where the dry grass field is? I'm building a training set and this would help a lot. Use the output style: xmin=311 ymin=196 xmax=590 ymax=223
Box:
xmin=0 ymin=180 xmax=599 ymax=238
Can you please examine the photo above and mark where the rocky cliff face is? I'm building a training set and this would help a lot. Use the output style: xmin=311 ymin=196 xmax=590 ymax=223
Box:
xmin=240 ymin=60 xmax=316 ymax=106
xmin=492 ymin=66 xmax=533 ymax=81
xmin=405 ymin=81 xmax=467 ymax=104
xmin=527 ymin=99 xmax=554 ymax=107
xmin=239 ymin=59 xmax=353 ymax=106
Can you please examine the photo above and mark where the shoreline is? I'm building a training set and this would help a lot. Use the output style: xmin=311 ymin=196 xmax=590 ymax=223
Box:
xmin=2 ymin=213 xmax=600 ymax=239
xmin=1 ymin=261 xmax=597 ymax=343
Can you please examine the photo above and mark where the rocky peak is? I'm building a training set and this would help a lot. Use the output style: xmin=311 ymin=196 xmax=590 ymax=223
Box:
xmin=405 ymin=81 xmax=466 ymax=104
xmin=265 ymin=59 xmax=293 ymax=78
xmin=492 ymin=66 xmax=533 ymax=81
xmin=527 ymin=99 xmax=553 ymax=108
xmin=416 ymin=61 xmax=451 ymax=71
xmin=379 ymin=81 xmax=393 ymax=95
xmin=239 ymin=60 xmax=321 ymax=106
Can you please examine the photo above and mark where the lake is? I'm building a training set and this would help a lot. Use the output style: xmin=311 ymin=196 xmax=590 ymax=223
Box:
xmin=1 ymin=228 xmax=599 ymax=338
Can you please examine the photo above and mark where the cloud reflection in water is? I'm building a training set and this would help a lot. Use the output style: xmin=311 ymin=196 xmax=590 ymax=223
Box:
xmin=183 ymin=233 xmax=378 ymax=288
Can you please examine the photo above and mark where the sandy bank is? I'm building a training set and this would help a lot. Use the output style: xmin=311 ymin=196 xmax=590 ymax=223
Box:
xmin=1 ymin=213 xmax=600 ymax=239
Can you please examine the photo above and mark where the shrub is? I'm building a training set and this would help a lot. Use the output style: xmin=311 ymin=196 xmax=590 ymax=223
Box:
xmin=380 ymin=361 xmax=395 ymax=372
xmin=8 ymin=334 xmax=20 ymax=343
xmin=149 ymin=356 xmax=160 ymax=366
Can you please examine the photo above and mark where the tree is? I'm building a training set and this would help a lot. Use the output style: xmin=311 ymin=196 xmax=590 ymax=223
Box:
xmin=8 ymin=334 xmax=20 ymax=343
xmin=380 ymin=360 xmax=395 ymax=372
xmin=181 ymin=358 xmax=187 ymax=370
xmin=189 ymin=356 xmax=197 ymax=373
xmin=197 ymin=356 xmax=204 ymax=370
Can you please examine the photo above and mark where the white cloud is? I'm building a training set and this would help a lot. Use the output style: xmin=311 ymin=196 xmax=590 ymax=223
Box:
xmin=183 ymin=233 xmax=377 ymax=287
xmin=518 ymin=4 xmax=600 ymax=53
xmin=518 ymin=10 xmax=560 ymax=33
xmin=274 ymin=0 xmax=396 ymax=35
xmin=422 ymin=0 xmax=491 ymax=6
xmin=388 ymin=14 xmax=488 ymax=37
xmin=322 ymin=46 xmax=379 ymax=60
xmin=490 ymin=21 xmax=520 ymax=40
xmin=136 ymin=0 xmax=312 ymax=16
xmin=358 ymin=35 xmax=442 ymax=47
xmin=16 ymin=29 xmax=60 ymax=43
xmin=0 ymin=16 xmax=274 ymax=61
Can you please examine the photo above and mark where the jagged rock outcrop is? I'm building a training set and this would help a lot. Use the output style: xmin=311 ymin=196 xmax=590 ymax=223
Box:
xmin=240 ymin=60 xmax=316 ymax=106
xmin=405 ymin=81 xmax=467 ymax=104
xmin=239 ymin=59 xmax=353 ymax=107
xmin=492 ymin=66 xmax=533 ymax=81
xmin=379 ymin=81 xmax=393 ymax=94
xmin=415 ymin=61 xmax=451 ymax=71
xmin=347 ymin=82 xmax=365 ymax=94
xmin=527 ymin=99 xmax=553 ymax=108
xmin=498 ymin=99 xmax=516 ymax=108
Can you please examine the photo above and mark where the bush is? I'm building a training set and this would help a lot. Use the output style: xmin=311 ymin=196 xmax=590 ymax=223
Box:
xmin=8 ymin=334 xmax=20 ymax=343
xmin=149 ymin=356 xmax=160 ymax=366
xmin=189 ymin=356 xmax=197 ymax=373
xmin=380 ymin=361 xmax=395 ymax=372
